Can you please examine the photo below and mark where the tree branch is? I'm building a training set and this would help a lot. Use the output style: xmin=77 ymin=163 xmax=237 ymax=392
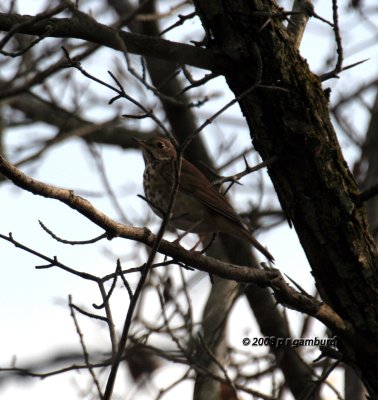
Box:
xmin=0 ymin=153 xmax=350 ymax=338
xmin=0 ymin=11 xmax=226 ymax=72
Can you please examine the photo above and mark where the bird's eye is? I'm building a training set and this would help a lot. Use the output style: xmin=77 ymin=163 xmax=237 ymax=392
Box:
xmin=157 ymin=141 xmax=165 ymax=149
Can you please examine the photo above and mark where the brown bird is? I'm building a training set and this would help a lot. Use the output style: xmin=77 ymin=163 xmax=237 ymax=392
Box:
xmin=134 ymin=136 xmax=274 ymax=262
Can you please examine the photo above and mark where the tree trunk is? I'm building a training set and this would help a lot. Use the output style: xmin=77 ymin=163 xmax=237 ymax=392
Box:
xmin=193 ymin=0 xmax=378 ymax=395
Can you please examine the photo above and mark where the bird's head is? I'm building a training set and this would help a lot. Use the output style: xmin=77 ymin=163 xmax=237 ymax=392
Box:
xmin=133 ymin=136 xmax=177 ymax=165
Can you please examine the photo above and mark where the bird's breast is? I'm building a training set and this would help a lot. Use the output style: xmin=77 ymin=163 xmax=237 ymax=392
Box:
xmin=143 ymin=166 xmax=209 ymax=232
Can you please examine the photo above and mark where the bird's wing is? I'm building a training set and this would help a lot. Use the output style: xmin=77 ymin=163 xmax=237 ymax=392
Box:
xmin=162 ymin=158 xmax=244 ymax=227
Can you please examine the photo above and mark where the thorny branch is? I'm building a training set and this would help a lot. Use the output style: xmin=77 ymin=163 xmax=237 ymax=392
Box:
xmin=0 ymin=155 xmax=351 ymax=338
xmin=211 ymin=156 xmax=277 ymax=188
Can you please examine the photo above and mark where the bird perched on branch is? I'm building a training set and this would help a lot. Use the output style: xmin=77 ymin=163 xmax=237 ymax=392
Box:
xmin=134 ymin=136 xmax=274 ymax=263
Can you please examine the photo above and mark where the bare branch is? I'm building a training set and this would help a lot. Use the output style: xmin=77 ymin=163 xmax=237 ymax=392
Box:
xmin=288 ymin=0 xmax=314 ymax=49
xmin=39 ymin=220 xmax=107 ymax=245
xmin=211 ymin=156 xmax=277 ymax=187
xmin=359 ymin=183 xmax=378 ymax=204
xmin=0 ymin=155 xmax=350 ymax=338
xmin=68 ymin=295 xmax=103 ymax=400
xmin=0 ymin=11 xmax=226 ymax=72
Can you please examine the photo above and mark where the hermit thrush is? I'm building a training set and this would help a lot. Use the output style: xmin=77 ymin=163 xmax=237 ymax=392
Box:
xmin=134 ymin=136 xmax=274 ymax=262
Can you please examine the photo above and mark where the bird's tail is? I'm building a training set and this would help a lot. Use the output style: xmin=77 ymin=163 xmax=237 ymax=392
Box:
xmin=241 ymin=228 xmax=275 ymax=263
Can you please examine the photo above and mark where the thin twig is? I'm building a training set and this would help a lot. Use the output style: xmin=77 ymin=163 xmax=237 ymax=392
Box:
xmin=300 ymin=360 xmax=342 ymax=400
xmin=181 ymin=42 xmax=263 ymax=152
xmin=39 ymin=220 xmax=107 ymax=245
xmin=159 ymin=12 xmax=196 ymax=36
xmin=97 ymin=281 xmax=117 ymax=355
xmin=319 ymin=0 xmax=344 ymax=81
xmin=103 ymin=145 xmax=184 ymax=400
xmin=87 ymin=143 xmax=130 ymax=224
xmin=70 ymin=303 xmax=109 ymax=323
xmin=359 ymin=183 xmax=378 ymax=204
xmin=198 ymin=334 xmax=240 ymax=400
xmin=212 ymin=156 xmax=277 ymax=187
xmin=69 ymin=295 xmax=103 ymax=399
